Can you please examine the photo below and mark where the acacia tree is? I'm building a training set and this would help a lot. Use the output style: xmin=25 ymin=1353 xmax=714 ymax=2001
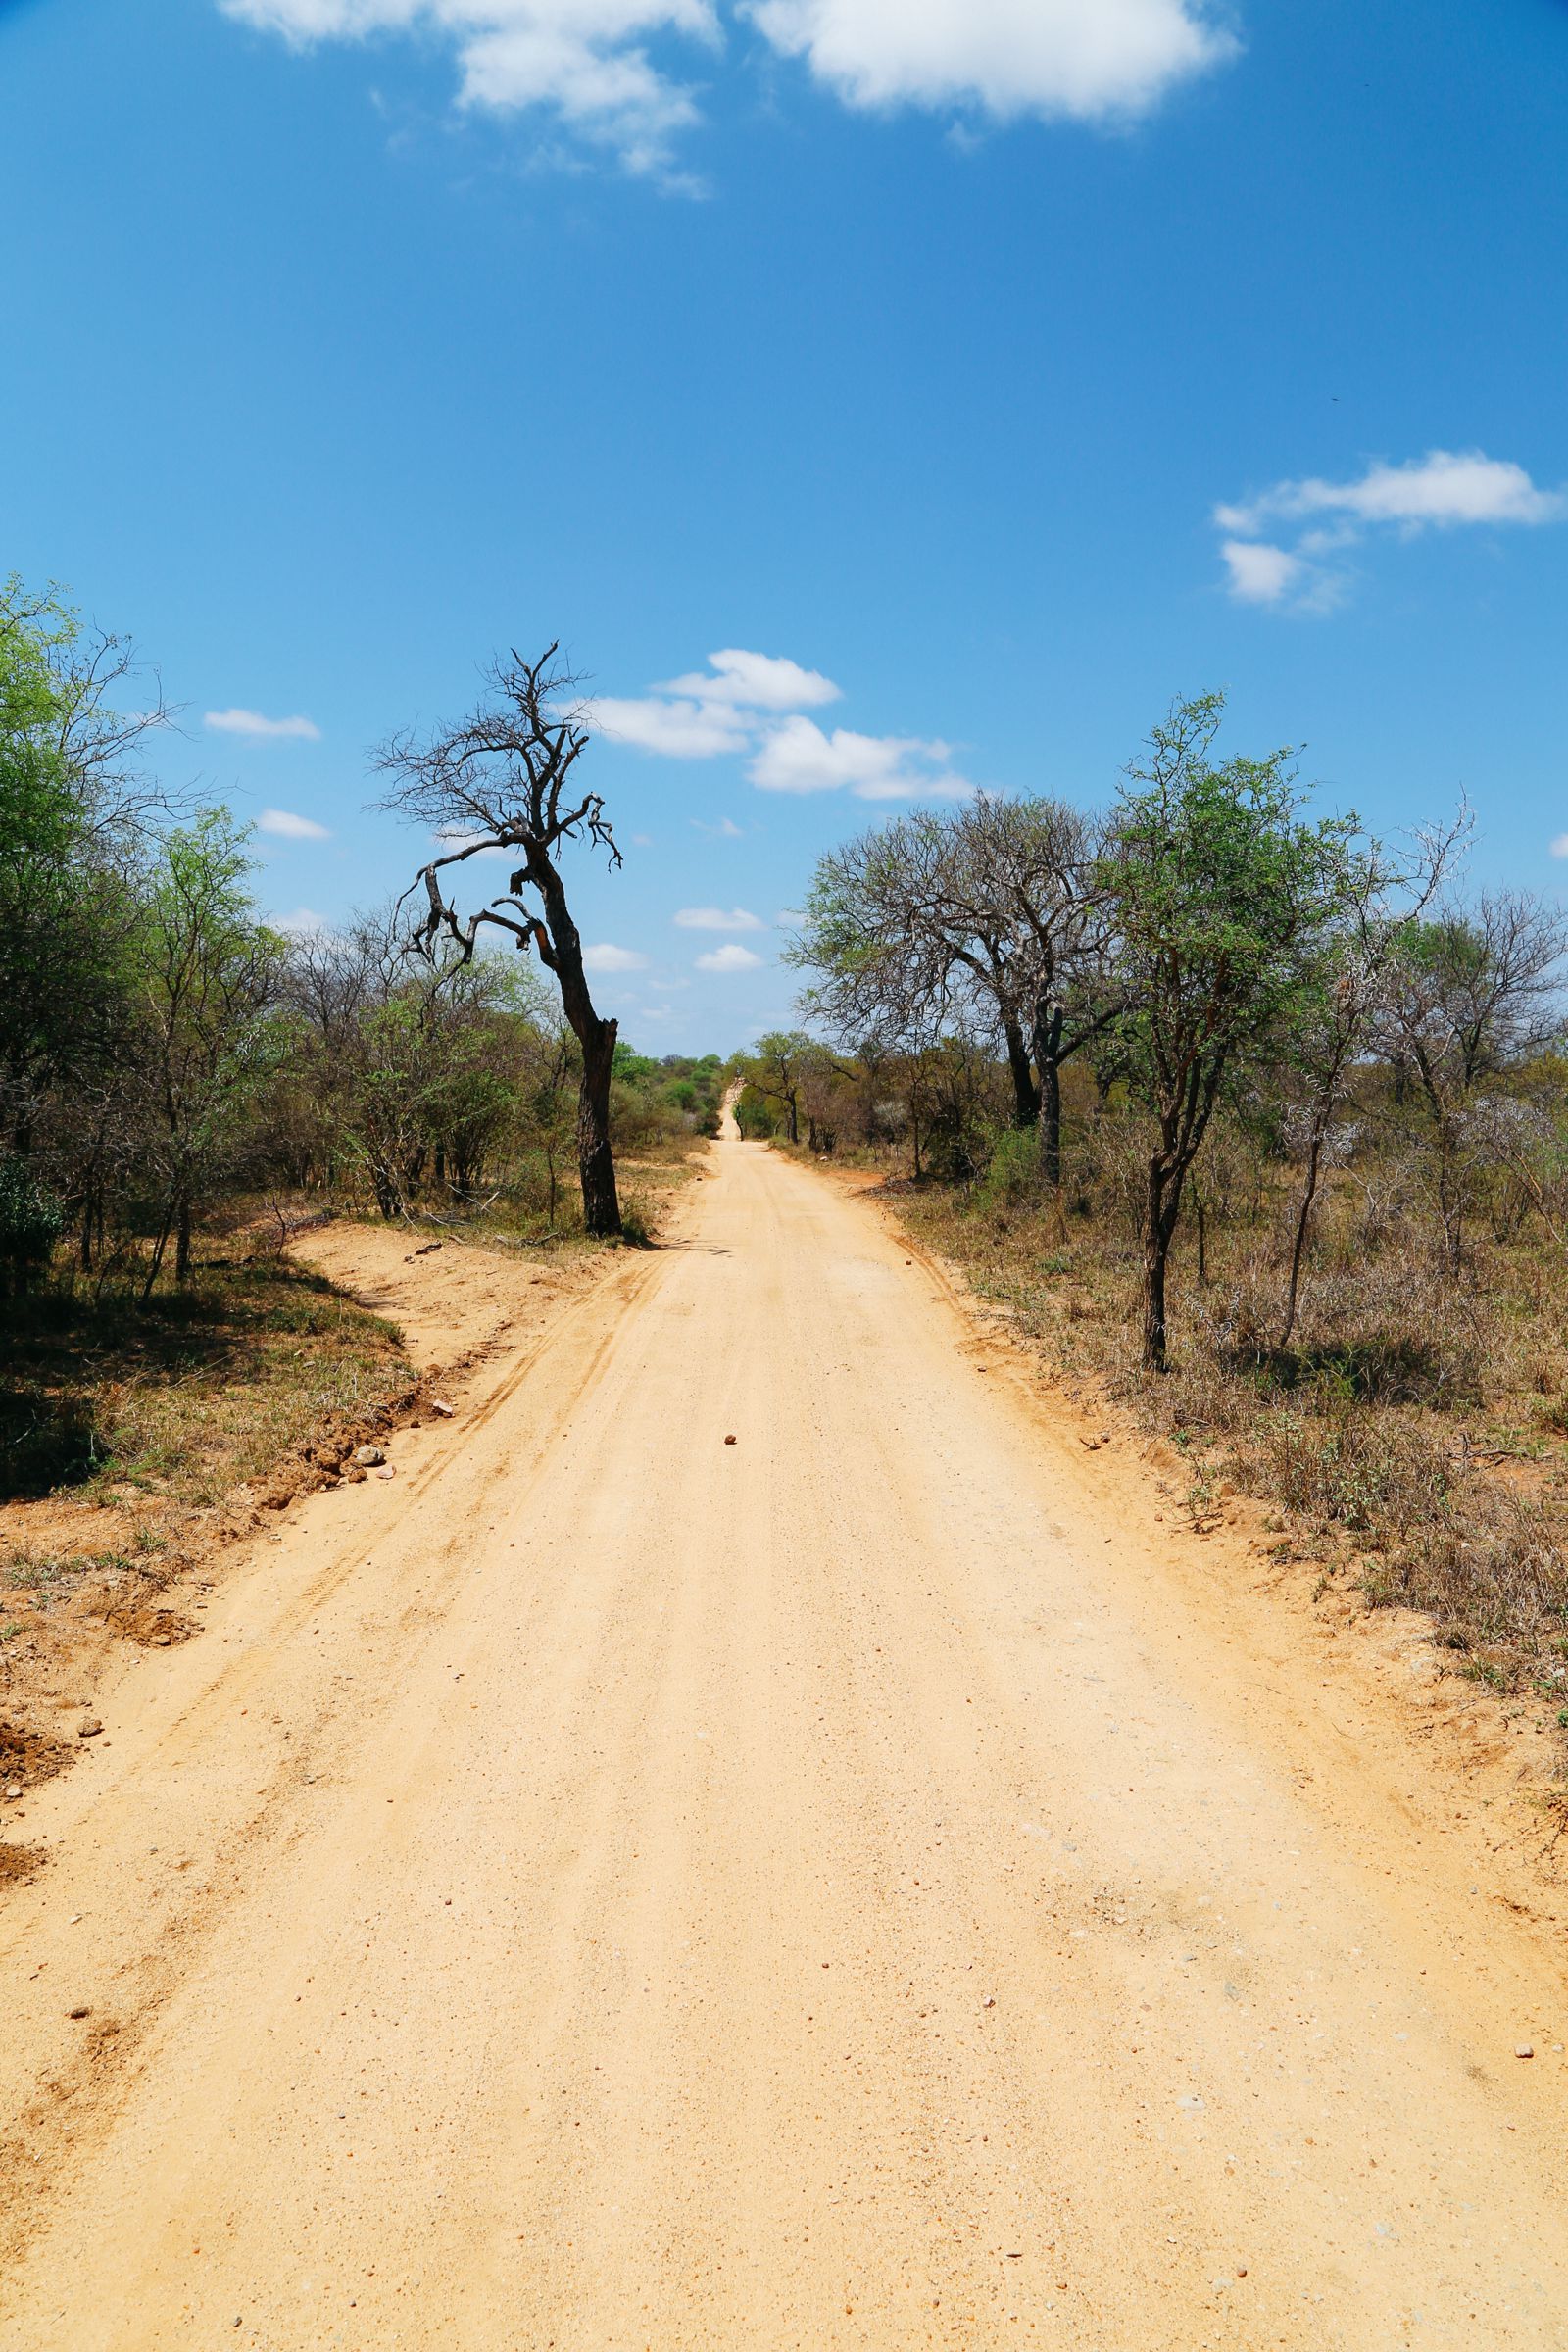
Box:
xmin=1273 ymin=812 xmax=1464 ymax=1347
xmin=937 ymin=796 xmax=1118 ymax=1188
xmin=744 ymin=1031 xmax=813 ymax=1143
xmin=136 ymin=811 xmax=285 ymax=1294
xmin=1377 ymin=891 xmax=1568 ymax=1269
xmin=788 ymin=794 xmax=1115 ymax=1184
xmin=0 ymin=580 xmax=166 ymax=1153
xmin=377 ymin=645 xmax=624 ymax=1238
xmin=1103 ymin=695 xmax=1353 ymax=1372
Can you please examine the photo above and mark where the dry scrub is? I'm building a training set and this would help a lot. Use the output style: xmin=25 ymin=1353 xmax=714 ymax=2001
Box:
xmin=891 ymin=1144 xmax=1568 ymax=1756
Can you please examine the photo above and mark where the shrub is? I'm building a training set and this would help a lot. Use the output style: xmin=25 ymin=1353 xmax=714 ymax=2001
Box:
xmin=0 ymin=1159 xmax=64 ymax=1298
xmin=979 ymin=1125 xmax=1043 ymax=1208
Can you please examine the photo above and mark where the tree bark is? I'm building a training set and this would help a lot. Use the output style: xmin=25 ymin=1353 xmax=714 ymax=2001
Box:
xmin=1279 ymin=1126 xmax=1326 ymax=1349
xmin=1003 ymin=1015 xmax=1040 ymax=1128
xmin=142 ymin=1196 xmax=175 ymax=1304
xmin=576 ymin=1016 xmax=621 ymax=1239
xmin=175 ymin=1198 xmax=193 ymax=1283
xmin=1031 ymin=1001 xmax=1065 ymax=1192
xmin=1142 ymin=1159 xmax=1183 ymax=1372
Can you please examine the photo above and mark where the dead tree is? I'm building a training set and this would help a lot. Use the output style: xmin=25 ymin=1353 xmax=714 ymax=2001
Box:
xmin=376 ymin=646 xmax=624 ymax=1238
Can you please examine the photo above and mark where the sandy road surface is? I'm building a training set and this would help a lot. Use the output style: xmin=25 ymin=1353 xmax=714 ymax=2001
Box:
xmin=3 ymin=1140 xmax=1567 ymax=2350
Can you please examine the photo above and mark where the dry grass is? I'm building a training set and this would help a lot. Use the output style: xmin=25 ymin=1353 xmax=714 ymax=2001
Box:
xmin=0 ymin=1248 xmax=417 ymax=1676
xmin=893 ymin=1153 xmax=1568 ymax=1745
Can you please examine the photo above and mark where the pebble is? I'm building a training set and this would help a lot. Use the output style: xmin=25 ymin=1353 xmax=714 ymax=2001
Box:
xmin=431 ymin=1400 xmax=456 ymax=1418
xmin=1516 ymin=2043 xmax=1535 ymax=2060
xmin=352 ymin=1445 xmax=385 ymax=1468
xmin=77 ymin=1720 xmax=103 ymax=1740
xmin=374 ymin=1465 xmax=397 ymax=1481
xmin=4 ymin=1786 xmax=21 ymax=1801
xmin=68 ymin=2006 xmax=90 ymax=2021
xmin=724 ymin=1434 xmax=737 ymax=1446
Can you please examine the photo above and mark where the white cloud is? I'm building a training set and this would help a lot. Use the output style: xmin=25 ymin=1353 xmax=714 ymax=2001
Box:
xmin=222 ymin=0 xmax=1231 ymax=178
xmin=660 ymin=647 xmax=840 ymax=710
xmin=746 ymin=0 xmax=1235 ymax=121
xmin=1551 ymin=834 xmax=1568 ymax=860
xmin=583 ymin=941 xmax=649 ymax=971
xmin=1216 ymin=448 xmax=1568 ymax=612
xmin=221 ymin=0 xmax=718 ymax=175
xmin=1218 ymin=539 xmax=1302 ymax=607
xmin=1219 ymin=450 xmax=1567 ymax=537
xmin=696 ymin=941 xmax=764 ymax=971
xmin=673 ymin=905 xmax=765 ymax=930
xmin=259 ymin=806 xmax=332 ymax=840
xmin=594 ymin=648 xmax=969 ymax=798
xmin=206 ymin=707 xmax=321 ymax=740
xmin=748 ymin=712 xmax=968 ymax=799
xmin=587 ymin=695 xmax=751 ymax=758
xmin=692 ymin=814 xmax=745 ymax=838
xmin=273 ymin=906 xmax=329 ymax=937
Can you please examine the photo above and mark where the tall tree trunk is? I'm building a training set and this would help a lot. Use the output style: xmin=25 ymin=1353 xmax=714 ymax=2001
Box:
xmin=786 ymin=1093 xmax=800 ymax=1145
xmin=1003 ymin=1015 xmax=1040 ymax=1128
xmin=142 ymin=1195 xmax=176 ymax=1304
xmin=175 ymin=1199 xmax=193 ymax=1283
xmin=1031 ymin=1003 xmax=1065 ymax=1191
xmin=1038 ymin=1060 xmax=1063 ymax=1191
xmin=577 ymin=1017 xmax=621 ymax=1238
xmin=1279 ymin=1126 xmax=1327 ymax=1349
xmin=1142 ymin=1159 xmax=1182 ymax=1372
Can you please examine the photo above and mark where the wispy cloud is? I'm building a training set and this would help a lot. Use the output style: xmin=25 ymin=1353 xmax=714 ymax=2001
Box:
xmin=1215 ymin=449 xmax=1568 ymax=611
xmin=206 ymin=707 xmax=322 ymax=741
xmin=259 ymin=806 xmax=331 ymax=840
xmin=696 ymin=942 xmax=764 ymax=972
xmin=673 ymin=905 xmax=765 ymax=930
xmin=220 ymin=0 xmax=1233 ymax=182
xmin=273 ymin=906 xmax=329 ymax=937
xmin=582 ymin=941 xmax=649 ymax=972
xmin=692 ymin=814 xmax=745 ymax=839
xmin=220 ymin=0 xmax=719 ymax=180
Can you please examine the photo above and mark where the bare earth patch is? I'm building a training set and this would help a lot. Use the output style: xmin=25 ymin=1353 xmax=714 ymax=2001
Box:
xmin=0 ymin=1196 xmax=689 ymax=1868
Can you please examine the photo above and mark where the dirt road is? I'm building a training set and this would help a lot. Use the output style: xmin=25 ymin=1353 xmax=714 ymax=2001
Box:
xmin=3 ymin=1138 xmax=1567 ymax=2349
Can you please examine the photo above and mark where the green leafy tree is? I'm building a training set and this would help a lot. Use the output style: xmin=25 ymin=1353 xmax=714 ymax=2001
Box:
xmin=1102 ymin=695 xmax=1355 ymax=1371
xmin=0 ymin=581 xmax=155 ymax=1149
xmin=136 ymin=812 xmax=286 ymax=1293
xmin=744 ymin=1032 xmax=814 ymax=1144
xmin=1377 ymin=893 xmax=1568 ymax=1268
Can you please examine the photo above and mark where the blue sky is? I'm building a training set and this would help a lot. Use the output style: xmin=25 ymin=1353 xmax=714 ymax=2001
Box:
xmin=3 ymin=0 xmax=1566 ymax=1053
